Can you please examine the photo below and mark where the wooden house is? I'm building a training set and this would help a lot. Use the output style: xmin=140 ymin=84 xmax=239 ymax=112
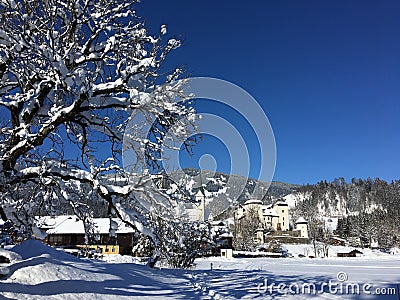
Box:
xmin=337 ymin=249 xmax=363 ymax=257
xmin=37 ymin=216 xmax=135 ymax=255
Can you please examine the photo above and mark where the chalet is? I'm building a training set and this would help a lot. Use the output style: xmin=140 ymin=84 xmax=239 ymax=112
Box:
xmin=36 ymin=216 xmax=135 ymax=255
xmin=337 ymin=249 xmax=363 ymax=257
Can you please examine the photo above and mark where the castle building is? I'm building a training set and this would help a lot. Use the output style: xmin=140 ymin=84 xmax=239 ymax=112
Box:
xmin=272 ymin=200 xmax=289 ymax=231
xmin=242 ymin=199 xmax=290 ymax=232
xmin=237 ymin=199 xmax=309 ymax=244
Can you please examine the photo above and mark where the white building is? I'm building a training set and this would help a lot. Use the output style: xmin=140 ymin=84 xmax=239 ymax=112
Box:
xmin=237 ymin=199 xmax=309 ymax=244
xmin=220 ymin=248 xmax=233 ymax=258
xmin=272 ymin=200 xmax=289 ymax=231
xmin=261 ymin=207 xmax=279 ymax=231
xmin=295 ymin=217 xmax=309 ymax=238
xmin=242 ymin=199 xmax=290 ymax=232
xmin=186 ymin=189 xmax=212 ymax=222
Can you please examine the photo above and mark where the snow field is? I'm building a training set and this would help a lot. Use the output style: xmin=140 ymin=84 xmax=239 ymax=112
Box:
xmin=0 ymin=240 xmax=399 ymax=299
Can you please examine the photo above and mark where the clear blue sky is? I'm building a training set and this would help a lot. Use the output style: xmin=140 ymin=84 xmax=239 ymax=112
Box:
xmin=137 ymin=0 xmax=400 ymax=184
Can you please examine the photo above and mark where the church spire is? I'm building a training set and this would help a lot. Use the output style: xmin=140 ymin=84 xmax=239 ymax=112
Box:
xmin=195 ymin=171 xmax=206 ymax=222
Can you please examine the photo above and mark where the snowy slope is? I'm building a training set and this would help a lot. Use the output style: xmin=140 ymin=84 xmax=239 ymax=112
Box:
xmin=0 ymin=240 xmax=194 ymax=299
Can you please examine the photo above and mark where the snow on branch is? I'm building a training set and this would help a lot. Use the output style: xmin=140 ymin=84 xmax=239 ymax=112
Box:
xmin=0 ymin=0 xmax=199 ymax=265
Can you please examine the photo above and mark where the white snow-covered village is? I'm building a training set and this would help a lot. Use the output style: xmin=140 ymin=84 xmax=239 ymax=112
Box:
xmin=1 ymin=0 xmax=400 ymax=299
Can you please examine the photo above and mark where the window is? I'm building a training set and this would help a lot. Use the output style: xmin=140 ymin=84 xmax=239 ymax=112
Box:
xmin=49 ymin=235 xmax=62 ymax=243
xmin=112 ymin=248 xmax=116 ymax=252
xmin=282 ymin=210 xmax=284 ymax=213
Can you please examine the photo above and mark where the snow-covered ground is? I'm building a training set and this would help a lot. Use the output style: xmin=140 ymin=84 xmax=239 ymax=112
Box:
xmin=282 ymin=243 xmax=399 ymax=258
xmin=1 ymin=240 xmax=399 ymax=299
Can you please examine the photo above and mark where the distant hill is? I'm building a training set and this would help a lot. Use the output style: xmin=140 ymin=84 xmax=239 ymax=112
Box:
xmin=169 ymin=168 xmax=299 ymax=199
xmin=286 ymin=178 xmax=400 ymax=248
xmin=158 ymin=168 xmax=300 ymax=218
xmin=289 ymin=178 xmax=400 ymax=217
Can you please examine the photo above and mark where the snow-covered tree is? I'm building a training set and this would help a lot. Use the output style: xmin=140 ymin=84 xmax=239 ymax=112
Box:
xmin=153 ymin=217 xmax=211 ymax=268
xmin=0 ymin=0 xmax=200 ymax=267
xmin=233 ymin=206 xmax=260 ymax=251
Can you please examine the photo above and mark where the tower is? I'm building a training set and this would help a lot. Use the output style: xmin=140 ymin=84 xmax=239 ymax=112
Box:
xmin=195 ymin=188 xmax=206 ymax=222
xmin=295 ymin=217 xmax=309 ymax=238
xmin=273 ymin=200 xmax=289 ymax=231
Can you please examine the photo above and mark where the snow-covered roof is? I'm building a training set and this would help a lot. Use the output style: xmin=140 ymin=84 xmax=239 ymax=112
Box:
xmin=210 ymin=220 xmax=225 ymax=226
xmin=37 ymin=216 xmax=134 ymax=235
xmin=37 ymin=216 xmax=72 ymax=230
xmin=295 ymin=217 xmax=307 ymax=224
xmin=274 ymin=200 xmax=288 ymax=206
xmin=261 ymin=207 xmax=279 ymax=217
xmin=244 ymin=199 xmax=262 ymax=206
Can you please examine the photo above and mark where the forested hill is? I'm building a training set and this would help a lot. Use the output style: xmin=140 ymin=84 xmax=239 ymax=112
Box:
xmin=290 ymin=178 xmax=400 ymax=248
xmin=291 ymin=177 xmax=400 ymax=217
